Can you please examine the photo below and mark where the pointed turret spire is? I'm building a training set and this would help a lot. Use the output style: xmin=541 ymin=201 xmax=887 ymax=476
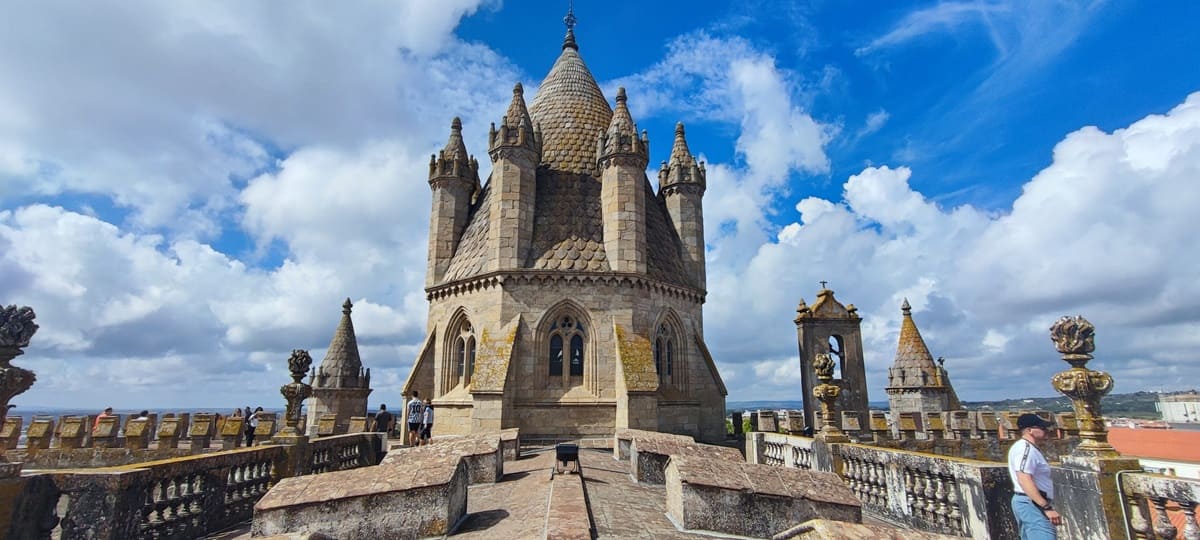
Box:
xmin=659 ymin=122 xmax=707 ymax=189
xmin=597 ymin=87 xmax=648 ymax=166
xmin=489 ymin=83 xmax=541 ymax=157
xmin=429 ymin=117 xmax=478 ymax=184
xmin=317 ymin=298 xmax=365 ymax=388
xmin=889 ymin=298 xmax=939 ymax=386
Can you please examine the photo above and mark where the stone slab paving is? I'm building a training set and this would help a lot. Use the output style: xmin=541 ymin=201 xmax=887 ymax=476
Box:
xmin=578 ymin=448 xmax=697 ymax=539
xmin=450 ymin=449 xmax=555 ymax=539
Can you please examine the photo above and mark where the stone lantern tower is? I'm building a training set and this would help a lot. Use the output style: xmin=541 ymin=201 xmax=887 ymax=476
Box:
xmin=307 ymin=299 xmax=372 ymax=434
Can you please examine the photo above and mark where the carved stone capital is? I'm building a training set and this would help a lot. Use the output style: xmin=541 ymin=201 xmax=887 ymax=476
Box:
xmin=660 ymin=182 xmax=705 ymax=198
xmin=599 ymin=153 xmax=648 ymax=170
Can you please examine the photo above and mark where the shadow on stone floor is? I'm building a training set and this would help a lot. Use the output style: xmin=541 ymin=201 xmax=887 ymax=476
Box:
xmin=454 ymin=508 xmax=511 ymax=533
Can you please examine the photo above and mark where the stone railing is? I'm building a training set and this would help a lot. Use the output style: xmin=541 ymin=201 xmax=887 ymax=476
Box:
xmin=8 ymin=432 xmax=385 ymax=539
xmin=309 ymin=432 xmax=382 ymax=475
xmin=748 ymin=431 xmax=1017 ymax=539
xmin=1120 ymin=471 xmax=1200 ymax=539
xmin=761 ymin=431 xmax=814 ymax=470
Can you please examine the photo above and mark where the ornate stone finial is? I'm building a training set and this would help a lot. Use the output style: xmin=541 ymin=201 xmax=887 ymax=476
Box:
xmin=1048 ymin=315 xmax=1117 ymax=458
xmin=811 ymin=353 xmax=848 ymax=442
xmin=342 ymin=298 xmax=353 ymax=315
xmin=279 ymin=349 xmax=314 ymax=438
xmin=675 ymin=122 xmax=685 ymax=136
xmin=616 ymin=86 xmax=626 ymax=103
xmin=1050 ymin=315 xmax=1095 ymax=367
xmin=450 ymin=117 xmax=463 ymax=133
xmin=813 ymin=353 xmax=836 ymax=381
xmin=0 ymin=305 xmax=38 ymax=468
xmin=0 ymin=305 xmax=39 ymax=349
xmin=514 ymin=82 xmax=524 ymax=97
xmin=901 ymin=298 xmax=911 ymax=315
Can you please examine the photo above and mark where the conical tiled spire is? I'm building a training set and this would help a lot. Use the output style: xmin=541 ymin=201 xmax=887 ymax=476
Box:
xmin=659 ymin=123 xmax=706 ymax=189
xmin=528 ymin=23 xmax=612 ymax=175
xmin=318 ymin=298 xmax=365 ymax=386
xmin=888 ymin=299 xmax=940 ymax=388
xmin=489 ymin=83 xmax=540 ymax=156
xmin=597 ymin=87 xmax=648 ymax=165
xmin=429 ymin=117 xmax=478 ymax=183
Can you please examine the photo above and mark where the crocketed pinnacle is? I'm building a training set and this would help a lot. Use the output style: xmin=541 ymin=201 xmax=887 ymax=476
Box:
xmin=429 ymin=117 xmax=478 ymax=182
xmin=528 ymin=31 xmax=613 ymax=175
xmin=889 ymin=298 xmax=940 ymax=386
xmin=659 ymin=122 xmax=706 ymax=189
xmin=598 ymin=87 xmax=647 ymax=163
xmin=489 ymin=83 xmax=540 ymax=155
xmin=319 ymin=297 xmax=364 ymax=383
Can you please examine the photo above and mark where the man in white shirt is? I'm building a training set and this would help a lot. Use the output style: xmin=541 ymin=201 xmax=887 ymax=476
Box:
xmin=1008 ymin=413 xmax=1061 ymax=539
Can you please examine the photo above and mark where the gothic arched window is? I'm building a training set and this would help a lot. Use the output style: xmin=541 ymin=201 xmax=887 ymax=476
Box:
xmin=548 ymin=315 xmax=585 ymax=380
xmin=654 ymin=324 xmax=674 ymax=384
xmin=452 ymin=320 xmax=475 ymax=387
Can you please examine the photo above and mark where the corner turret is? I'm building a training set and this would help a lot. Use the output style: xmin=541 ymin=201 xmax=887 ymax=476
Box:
xmin=599 ymin=87 xmax=649 ymax=274
xmin=427 ymin=118 xmax=479 ymax=287
xmin=486 ymin=83 xmax=541 ymax=271
xmin=658 ymin=123 xmax=707 ymax=287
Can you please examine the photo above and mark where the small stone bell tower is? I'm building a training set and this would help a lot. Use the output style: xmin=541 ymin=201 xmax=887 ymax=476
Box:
xmin=659 ymin=123 xmax=706 ymax=288
xmin=794 ymin=285 xmax=869 ymax=428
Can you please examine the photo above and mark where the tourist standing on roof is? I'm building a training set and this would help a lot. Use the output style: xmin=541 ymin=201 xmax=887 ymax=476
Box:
xmin=373 ymin=404 xmax=393 ymax=436
xmin=406 ymin=391 xmax=424 ymax=446
xmin=245 ymin=406 xmax=262 ymax=447
xmin=420 ymin=398 xmax=434 ymax=446
xmin=1008 ymin=413 xmax=1061 ymax=539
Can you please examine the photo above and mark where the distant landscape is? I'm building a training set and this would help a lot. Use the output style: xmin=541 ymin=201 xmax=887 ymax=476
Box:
xmin=728 ymin=390 xmax=1169 ymax=419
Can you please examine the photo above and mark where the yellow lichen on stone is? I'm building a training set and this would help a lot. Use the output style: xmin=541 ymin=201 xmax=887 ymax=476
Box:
xmin=471 ymin=315 xmax=521 ymax=392
xmin=614 ymin=323 xmax=658 ymax=392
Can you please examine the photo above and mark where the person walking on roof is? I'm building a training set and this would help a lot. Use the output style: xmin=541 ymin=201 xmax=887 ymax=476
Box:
xmin=1008 ymin=413 xmax=1061 ymax=539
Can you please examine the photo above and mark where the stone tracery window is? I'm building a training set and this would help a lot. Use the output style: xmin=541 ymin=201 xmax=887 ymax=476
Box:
xmin=654 ymin=323 xmax=674 ymax=384
xmin=451 ymin=319 xmax=475 ymax=388
xmin=548 ymin=315 xmax=585 ymax=379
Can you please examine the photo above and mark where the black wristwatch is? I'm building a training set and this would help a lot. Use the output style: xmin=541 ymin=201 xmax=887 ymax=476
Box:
xmin=1040 ymin=503 xmax=1053 ymax=511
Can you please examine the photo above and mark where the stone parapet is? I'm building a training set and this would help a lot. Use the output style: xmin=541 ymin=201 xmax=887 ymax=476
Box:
xmin=629 ymin=436 xmax=742 ymax=485
xmin=665 ymin=454 xmax=860 ymax=538
xmin=254 ymin=455 xmax=467 ymax=539
xmin=381 ymin=432 xmax=503 ymax=485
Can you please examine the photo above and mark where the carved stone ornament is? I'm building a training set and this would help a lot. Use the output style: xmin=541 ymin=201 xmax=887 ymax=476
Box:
xmin=0 ymin=305 xmax=38 ymax=465
xmin=279 ymin=349 xmax=314 ymax=436
xmin=811 ymin=353 xmax=847 ymax=441
xmin=1050 ymin=315 xmax=1096 ymax=367
xmin=287 ymin=349 xmax=313 ymax=384
xmin=1049 ymin=315 xmax=1118 ymax=458
xmin=813 ymin=353 xmax=836 ymax=382
xmin=0 ymin=305 xmax=39 ymax=348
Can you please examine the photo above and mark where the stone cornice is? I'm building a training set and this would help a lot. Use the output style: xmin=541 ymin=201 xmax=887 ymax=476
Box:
xmin=598 ymin=153 xmax=648 ymax=170
xmin=426 ymin=270 xmax=707 ymax=303
xmin=660 ymin=183 xmax=705 ymax=198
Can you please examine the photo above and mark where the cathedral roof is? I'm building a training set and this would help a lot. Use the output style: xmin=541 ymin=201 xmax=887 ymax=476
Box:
xmin=527 ymin=28 xmax=613 ymax=176
xmin=318 ymin=298 xmax=364 ymax=380
xmin=437 ymin=24 xmax=695 ymax=289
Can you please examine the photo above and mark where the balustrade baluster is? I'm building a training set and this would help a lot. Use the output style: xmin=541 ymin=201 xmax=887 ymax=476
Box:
xmin=922 ymin=470 xmax=936 ymax=521
xmin=934 ymin=473 xmax=948 ymax=526
xmin=1182 ymin=501 xmax=1200 ymax=540
xmin=944 ymin=475 xmax=962 ymax=533
xmin=903 ymin=468 xmax=916 ymax=513
xmin=1128 ymin=497 xmax=1151 ymax=539
xmin=1153 ymin=497 xmax=1178 ymax=539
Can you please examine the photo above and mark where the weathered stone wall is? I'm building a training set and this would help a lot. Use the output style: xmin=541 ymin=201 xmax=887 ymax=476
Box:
xmin=414 ymin=274 xmax=725 ymax=443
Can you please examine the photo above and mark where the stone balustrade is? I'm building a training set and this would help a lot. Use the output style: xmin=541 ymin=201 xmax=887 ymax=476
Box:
xmin=1120 ymin=471 xmax=1200 ymax=539
xmin=5 ymin=431 xmax=384 ymax=539
xmin=748 ymin=431 xmax=1018 ymax=539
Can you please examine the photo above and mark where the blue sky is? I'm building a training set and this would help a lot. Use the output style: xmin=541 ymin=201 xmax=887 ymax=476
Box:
xmin=2 ymin=1 xmax=1199 ymax=411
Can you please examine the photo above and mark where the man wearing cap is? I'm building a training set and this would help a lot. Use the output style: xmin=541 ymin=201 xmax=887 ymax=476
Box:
xmin=1008 ymin=413 xmax=1061 ymax=538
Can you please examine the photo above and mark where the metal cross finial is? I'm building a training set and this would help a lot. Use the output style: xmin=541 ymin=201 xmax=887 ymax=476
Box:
xmin=819 ymin=280 xmax=828 ymax=289
xmin=564 ymin=1 xmax=576 ymax=31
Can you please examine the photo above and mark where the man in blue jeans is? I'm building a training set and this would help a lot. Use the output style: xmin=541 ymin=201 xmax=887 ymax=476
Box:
xmin=1008 ymin=413 xmax=1061 ymax=539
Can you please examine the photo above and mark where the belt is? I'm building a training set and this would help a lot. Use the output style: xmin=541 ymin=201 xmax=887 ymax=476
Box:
xmin=1015 ymin=491 xmax=1052 ymax=503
